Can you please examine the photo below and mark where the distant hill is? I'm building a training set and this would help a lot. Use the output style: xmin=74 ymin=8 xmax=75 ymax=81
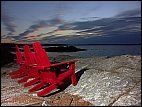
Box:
xmin=0 ymin=43 xmax=86 ymax=66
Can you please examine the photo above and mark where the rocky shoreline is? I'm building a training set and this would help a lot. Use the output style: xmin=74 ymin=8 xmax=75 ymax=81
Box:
xmin=1 ymin=55 xmax=141 ymax=106
xmin=66 ymin=55 xmax=141 ymax=106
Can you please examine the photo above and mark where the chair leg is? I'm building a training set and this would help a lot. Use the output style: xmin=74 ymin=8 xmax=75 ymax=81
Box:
xmin=71 ymin=74 xmax=77 ymax=86
xmin=24 ymin=78 xmax=40 ymax=87
xmin=37 ymin=84 xmax=57 ymax=97
xmin=9 ymin=70 xmax=20 ymax=76
xmin=11 ymin=73 xmax=27 ymax=79
xmin=9 ymin=66 xmax=25 ymax=76
xmin=28 ymin=82 xmax=45 ymax=92
xmin=18 ymin=76 xmax=30 ymax=83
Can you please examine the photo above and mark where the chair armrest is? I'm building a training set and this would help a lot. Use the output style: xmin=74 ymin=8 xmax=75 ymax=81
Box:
xmin=19 ymin=61 xmax=26 ymax=65
xmin=14 ymin=58 xmax=25 ymax=65
xmin=47 ymin=59 xmax=79 ymax=68
xmin=28 ymin=64 xmax=37 ymax=67
xmin=31 ymin=60 xmax=79 ymax=71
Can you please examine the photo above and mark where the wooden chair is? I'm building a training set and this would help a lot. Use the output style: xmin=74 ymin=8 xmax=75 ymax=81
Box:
xmin=26 ymin=41 xmax=78 ymax=97
xmin=9 ymin=45 xmax=27 ymax=78
xmin=10 ymin=45 xmax=36 ymax=80
xmin=17 ymin=45 xmax=40 ymax=83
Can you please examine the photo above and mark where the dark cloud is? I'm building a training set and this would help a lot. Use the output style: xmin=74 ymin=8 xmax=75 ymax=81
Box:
xmin=115 ymin=9 xmax=141 ymax=18
xmin=18 ymin=20 xmax=49 ymax=38
xmin=80 ymin=17 xmax=100 ymax=21
xmin=36 ymin=29 xmax=59 ymax=37
xmin=1 ymin=13 xmax=17 ymax=35
xmin=15 ymin=18 xmax=63 ymax=40
xmin=1 ymin=35 xmax=7 ymax=39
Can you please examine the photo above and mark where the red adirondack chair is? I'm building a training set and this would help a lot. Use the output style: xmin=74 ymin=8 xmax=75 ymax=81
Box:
xmin=10 ymin=45 xmax=35 ymax=79
xmin=26 ymin=41 xmax=78 ymax=97
xmin=17 ymin=45 xmax=40 ymax=83
xmin=9 ymin=45 xmax=27 ymax=78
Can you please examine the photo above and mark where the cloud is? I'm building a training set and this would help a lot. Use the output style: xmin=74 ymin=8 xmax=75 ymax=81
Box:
xmin=16 ymin=18 xmax=64 ymax=40
xmin=23 ymin=28 xmax=58 ymax=40
xmin=1 ymin=13 xmax=17 ymax=35
xmin=1 ymin=35 xmax=7 ymax=39
xmin=18 ymin=20 xmax=49 ymax=37
xmin=1 ymin=35 xmax=16 ymax=43
xmin=79 ymin=17 xmax=100 ymax=21
xmin=115 ymin=8 xmax=141 ymax=18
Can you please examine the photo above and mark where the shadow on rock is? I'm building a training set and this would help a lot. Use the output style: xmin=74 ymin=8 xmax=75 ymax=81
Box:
xmin=43 ymin=68 xmax=88 ymax=97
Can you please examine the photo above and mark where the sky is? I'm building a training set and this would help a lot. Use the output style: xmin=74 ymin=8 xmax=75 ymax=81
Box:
xmin=1 ymin=1 xmax=141 ymax=44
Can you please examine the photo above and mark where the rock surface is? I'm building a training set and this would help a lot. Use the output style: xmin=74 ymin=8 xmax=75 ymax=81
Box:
xmin=65 ymin=55 xmax=141 ymax=106
xmin=1 ymin=55 xmax=141 ymax=106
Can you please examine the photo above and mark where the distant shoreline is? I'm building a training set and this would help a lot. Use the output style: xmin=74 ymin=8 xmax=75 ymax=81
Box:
xmin=1 ymin=43 xmax=141 ymax=66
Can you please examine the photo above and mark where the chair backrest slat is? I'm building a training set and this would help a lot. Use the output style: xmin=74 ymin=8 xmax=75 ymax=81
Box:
xmin=33 ymin=41 xmax=51 ymax=66
xmin=23 ymin=45 xmax=36 ymax=65
xmin=15 ymin=45 xmax=23 ymax=64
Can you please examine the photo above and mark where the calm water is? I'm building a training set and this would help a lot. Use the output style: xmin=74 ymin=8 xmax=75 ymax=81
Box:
xmin=47 ymin=45 xmax=141 ymax=58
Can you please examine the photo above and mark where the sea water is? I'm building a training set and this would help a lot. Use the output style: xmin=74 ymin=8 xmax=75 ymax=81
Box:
xmin=47 ymin=45 xmax=141 ymax=58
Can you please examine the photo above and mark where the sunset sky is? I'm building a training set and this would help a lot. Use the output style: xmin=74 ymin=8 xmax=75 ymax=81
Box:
xmin=1 ymin=1 xmax=141 ymax=44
